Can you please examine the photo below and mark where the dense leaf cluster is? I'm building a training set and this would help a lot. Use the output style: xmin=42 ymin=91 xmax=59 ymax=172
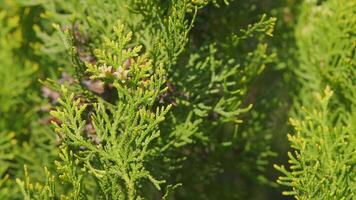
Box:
xmin=0 ymin=0 xmax=354 ymax=199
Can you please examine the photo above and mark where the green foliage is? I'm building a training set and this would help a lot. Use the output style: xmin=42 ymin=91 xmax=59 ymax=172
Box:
xmin=0 ymin=0 xmax=354 ymax=199
xmin=275 ymin=87 xmax=356 ymax=199
xmin=275 ymin=0 xmax=356 ymax=199
xmin=0 ymin=10 xmax=37 ymax=133
xmin=0 ymin=6 xmax=57 ymax=200
xmin=52 ymin=24 xmax=170 ymax=198
xmin=294 ymin=0 xmax=356 ymax=108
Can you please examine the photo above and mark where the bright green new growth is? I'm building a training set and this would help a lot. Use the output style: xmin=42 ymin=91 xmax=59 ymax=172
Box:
xmin=275 ymin=87 xmax=356 ymax=199
xmin=18 ymin=21 xmax=172 ymax=199
xmin=275 ymin=0 xmax=356 ymax=199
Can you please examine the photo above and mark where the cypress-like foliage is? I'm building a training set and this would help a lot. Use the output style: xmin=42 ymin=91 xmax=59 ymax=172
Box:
xmin=275 ymin=0 xmax=356 ymax=199
xmin=0 ymin=0 xmax=354 ymax=199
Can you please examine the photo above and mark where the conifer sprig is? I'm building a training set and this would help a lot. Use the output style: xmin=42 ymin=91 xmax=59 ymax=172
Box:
xmin=275 ymin=87 xmax=356 ymax=199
